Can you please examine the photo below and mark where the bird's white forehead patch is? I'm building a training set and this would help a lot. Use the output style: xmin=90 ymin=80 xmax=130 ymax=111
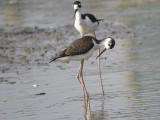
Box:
xmin=104 ymin=38 xmax=112 ymax=48
xmin=73 ymin=4 xmax=78 ymax=10
xmin=106 ymin=38 xmax=112 ymax=42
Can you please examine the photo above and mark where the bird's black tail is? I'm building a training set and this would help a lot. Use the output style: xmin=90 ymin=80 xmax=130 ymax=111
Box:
xmin=97 ymin=19 xmax=104 ymax=25
xmin=97 ymin=19 xmax=104 ymax=21
xmin=49 ymin=58 xmax=56 ymax=63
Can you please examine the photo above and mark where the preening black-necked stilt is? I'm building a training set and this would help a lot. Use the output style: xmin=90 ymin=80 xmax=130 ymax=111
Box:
xmin=50 ymin=36 xmax=115 ymax=113
xmin=72 ymin=1 xmax=105 ymax=96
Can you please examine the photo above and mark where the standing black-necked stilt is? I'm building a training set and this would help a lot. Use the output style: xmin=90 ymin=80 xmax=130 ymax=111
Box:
xmin=72 ymin=1 xmax=103 ymax=38
xmin=49 ymin=36 xmax=115 ymax=114
xmin=72 ymin=1 xmax=105 ymax=96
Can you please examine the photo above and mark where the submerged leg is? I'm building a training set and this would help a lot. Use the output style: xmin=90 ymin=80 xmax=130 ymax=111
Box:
xmin=98 ymin=48 xmax=104 ymax=96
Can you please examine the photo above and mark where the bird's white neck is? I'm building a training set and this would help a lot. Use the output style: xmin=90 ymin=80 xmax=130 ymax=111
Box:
xmin=75 ymin=9 xmax=82 ymax=21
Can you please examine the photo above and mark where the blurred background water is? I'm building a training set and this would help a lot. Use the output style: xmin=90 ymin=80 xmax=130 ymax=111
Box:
xmin=0 ymin=0 xmax=160 ymax=120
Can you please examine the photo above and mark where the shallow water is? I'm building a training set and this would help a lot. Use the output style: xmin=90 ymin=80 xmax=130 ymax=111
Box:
xmin=0 ymin=0 xmax=160 ymax=120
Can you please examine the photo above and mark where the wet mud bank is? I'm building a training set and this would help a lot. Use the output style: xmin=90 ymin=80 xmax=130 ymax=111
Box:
xmin=0 ymin=23 xmax=135 ymax=77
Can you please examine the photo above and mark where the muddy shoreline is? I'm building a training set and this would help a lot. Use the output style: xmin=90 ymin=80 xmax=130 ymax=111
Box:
xmin=0 ymin=23 xmax=135 ymax=75
xmin=1 ymin=0 xmax=160 ymax=119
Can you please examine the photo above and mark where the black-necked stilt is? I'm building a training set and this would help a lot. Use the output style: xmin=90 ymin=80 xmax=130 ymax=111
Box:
xmin=50 ymin=36 xmax=115 ymax=113
xmin=72 ymin=1 xmax=103 ymax=38
xmin=73 ymin=1 xmax=105 ymax=96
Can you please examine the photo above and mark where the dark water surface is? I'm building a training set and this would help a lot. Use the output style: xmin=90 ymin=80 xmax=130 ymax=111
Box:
xmin=0 ymin=0 xmax=160 ymax=120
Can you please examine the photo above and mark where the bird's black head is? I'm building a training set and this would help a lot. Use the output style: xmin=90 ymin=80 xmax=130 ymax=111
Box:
xmin=73 ymin=1 xmax=81 ymax=8
xmin=73 ymin=1 xmax=82 ymax=18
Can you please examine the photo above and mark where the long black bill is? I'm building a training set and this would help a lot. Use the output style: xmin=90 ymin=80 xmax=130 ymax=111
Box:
xmin=73 ymin=9 xmax=78 ymax=18
xmin=96 ymin=48 xmax=107 ymax=59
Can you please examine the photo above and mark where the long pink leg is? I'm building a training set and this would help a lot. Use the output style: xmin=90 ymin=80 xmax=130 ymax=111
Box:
xmin=79 ymin=59 xmax=91 ymax=113
xmin=76 ymin=63 xmax=82 ymax=84
xmin=94 ymin=32 xmax=104 ymax=96
xmin=94 ymin=32 xmax=96 ymax=38
xmin=76 ymin=61 xmax=87 ymax=112
xmin=98 ymin=48 xmax=104 ymax=96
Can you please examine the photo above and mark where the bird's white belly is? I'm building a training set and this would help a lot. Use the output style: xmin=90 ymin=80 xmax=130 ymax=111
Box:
xmin=75 ymin=19 xmax=98 ymax=36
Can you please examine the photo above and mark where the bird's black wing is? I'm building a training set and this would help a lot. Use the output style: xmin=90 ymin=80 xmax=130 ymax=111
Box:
xmin=49 ymin=36 xmax=94 ymax=62
xmin=65 ymin=36 xmax=94 ymax=56
xmin=82 ymin=13 xmax=104 ymax=24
